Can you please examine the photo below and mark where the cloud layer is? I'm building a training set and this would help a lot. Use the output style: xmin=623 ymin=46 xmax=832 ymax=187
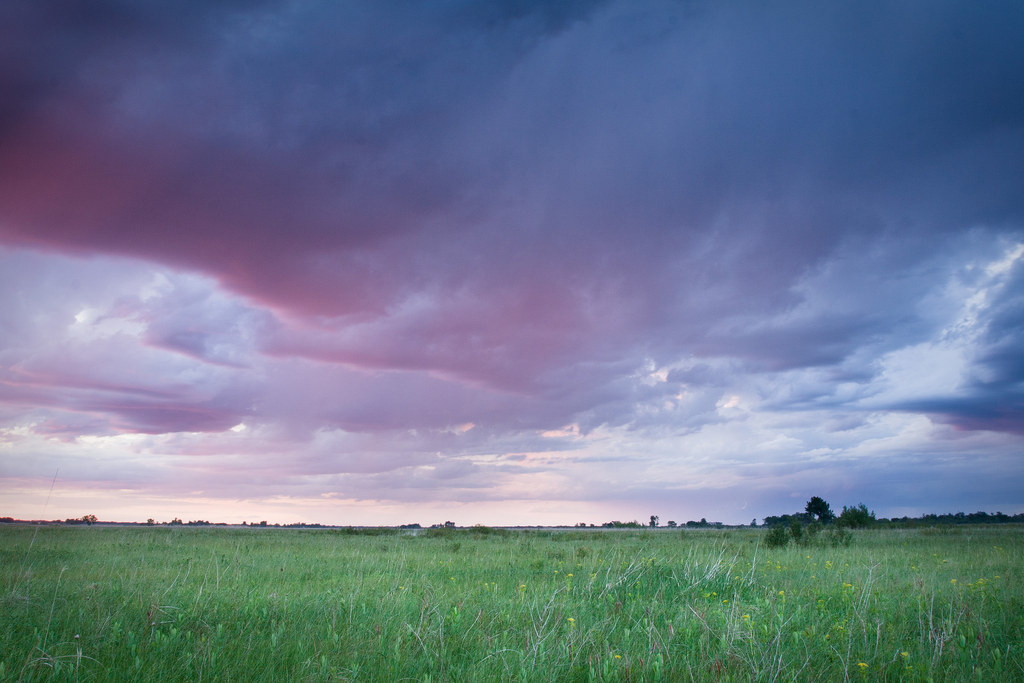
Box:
xmin=1 ymin=1 xmax=1023 ymax=524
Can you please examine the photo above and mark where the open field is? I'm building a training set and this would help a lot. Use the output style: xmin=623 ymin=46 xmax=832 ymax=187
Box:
xmin=2 ymin=524 xmax=1022 ymax=681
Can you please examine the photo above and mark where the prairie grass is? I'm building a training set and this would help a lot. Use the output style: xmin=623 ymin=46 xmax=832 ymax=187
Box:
xmin=1 ymin=524 xmax=1021 ymax=681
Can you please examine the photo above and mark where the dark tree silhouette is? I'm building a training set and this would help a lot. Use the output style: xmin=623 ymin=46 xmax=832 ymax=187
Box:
xmin=837 ymin=504 xmax=875 ymax=528
xmin=805 ymin=497 xmax=835 ymax=522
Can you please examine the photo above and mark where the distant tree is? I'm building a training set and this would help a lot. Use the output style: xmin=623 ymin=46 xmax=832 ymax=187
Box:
xmin=601 ymin=520 xmax=643 ymax=528
xmin=837 ymin=503 xmax=875 ymax=528
xmin=750 ymin=518 xmax=757 ymax=528
xmin=146 ymin=518 xmax=155 ymax=526
xmin=649 ymin=515 xmax=659 ymax=528
xmin=169 ymin=517 xmax=183 ymax=525
xmin=805 ymin=497 xmax=835 ymax=523
xmin=81 ymin=514 xmax=98 ymax=525
xmin=258 ymin=520 xmax=268 ymax=527
xmin=666 ymin=520 xmax=677 ymax=528
xmin=764 ymin=512 xmax=812 ymax=527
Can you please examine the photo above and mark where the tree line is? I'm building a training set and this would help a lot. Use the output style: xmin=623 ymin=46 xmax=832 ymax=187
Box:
xmin=3 ymin=501 xmax=1023 ymax=529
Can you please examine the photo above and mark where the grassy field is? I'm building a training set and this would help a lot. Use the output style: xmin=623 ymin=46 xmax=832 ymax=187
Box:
xmin=1 ymin=524 xmax=1022 ymax=681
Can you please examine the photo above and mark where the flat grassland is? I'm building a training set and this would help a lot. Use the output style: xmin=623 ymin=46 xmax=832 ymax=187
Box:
xmin=2 ymin=524 xmax=1022 ymax=681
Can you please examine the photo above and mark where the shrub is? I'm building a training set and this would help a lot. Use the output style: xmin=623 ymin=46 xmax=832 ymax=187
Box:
xmin=826 ymin=526 xmax=852 ymax=547
xmin=765 ymin=526 xmax=790 ymax=548
xmin=804 ymin=521 xmax=823 ymax=544
xmin=789 ymin=518 xmax=803 ymax=544
xmin=425 ymin=526 xmax=457 ymax=538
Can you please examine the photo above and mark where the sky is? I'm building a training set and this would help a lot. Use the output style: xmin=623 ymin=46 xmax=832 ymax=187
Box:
xmin=1 ymin=1 xmax=1023 ymax=526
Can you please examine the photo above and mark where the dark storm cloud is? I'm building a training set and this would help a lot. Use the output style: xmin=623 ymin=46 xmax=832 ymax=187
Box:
xmin=3 ymin=1 xmax=1021 ymax=305
xmin=0 ymin=1 xmax=609 ymax=268
xmin=2 ymin=0 xmax=1022 ymax=397
xmin=976 ymin=262 xmax=1024 ymax=383
xmin=895 ymin=254 xmax=1024 ymax=434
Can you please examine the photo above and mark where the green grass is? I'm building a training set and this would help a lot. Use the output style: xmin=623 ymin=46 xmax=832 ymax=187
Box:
xmin=2 ymin=524 xmax=1022 ymax=681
